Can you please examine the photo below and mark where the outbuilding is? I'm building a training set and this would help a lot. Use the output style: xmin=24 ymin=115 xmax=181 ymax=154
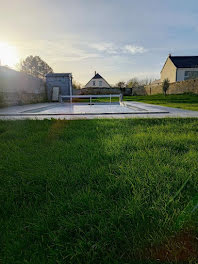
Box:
xmin=46 ymin=73 xmax=72 ymax=101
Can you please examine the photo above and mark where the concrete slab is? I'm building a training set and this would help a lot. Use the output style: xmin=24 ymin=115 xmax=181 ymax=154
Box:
xmin=0 ymin=101 xmax=198 ymax=120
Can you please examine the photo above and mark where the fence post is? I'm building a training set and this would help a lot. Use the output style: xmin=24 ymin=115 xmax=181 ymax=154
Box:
xmin=119 ymin=94 xmax=123 ymax=103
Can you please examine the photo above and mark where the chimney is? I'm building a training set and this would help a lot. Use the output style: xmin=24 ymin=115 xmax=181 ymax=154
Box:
xmin=95 ymin=71 xmax=96 ymax=75
xmin=168 ymin=53 xmax=171 ymax=57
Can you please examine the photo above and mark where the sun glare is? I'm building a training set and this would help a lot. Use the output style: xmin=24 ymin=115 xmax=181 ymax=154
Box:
xmin=0 ymin=42 xmax=19 ymax=68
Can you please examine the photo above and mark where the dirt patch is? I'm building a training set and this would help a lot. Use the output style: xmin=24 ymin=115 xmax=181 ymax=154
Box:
xmin=145 ymin=230 xmax=198 ymax=262
xmin=47 ymin=120 xmax=69 ymax=141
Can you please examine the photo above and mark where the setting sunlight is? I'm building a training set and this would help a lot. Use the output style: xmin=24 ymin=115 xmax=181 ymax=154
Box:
xmin=0 ymin=42 xmax=19 ymax=68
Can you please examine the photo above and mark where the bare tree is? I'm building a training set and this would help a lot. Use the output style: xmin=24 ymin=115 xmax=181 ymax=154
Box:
xmin=127 ymin=77 xmax=154 ymax=86
xmin=139 ymin=78 xmax=154 ymax=86
xmin=127 ymin=78 xmax=139 ymax=88
xmin=18 ymin=56 xmax=53 ymax=79
xmin=116 ymin=81 xmax=126 ymax=88
xmin=73 ymin=80 xmax=82 ymax=89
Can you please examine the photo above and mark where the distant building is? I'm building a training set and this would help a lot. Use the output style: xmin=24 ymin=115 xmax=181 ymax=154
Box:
xmin=161 ymin=55 xmax=198 ymax=83
xmin=46 ymin=73 xmax=72 ymax=101
xmin=84 ymin=72 xmax=111 ymax=88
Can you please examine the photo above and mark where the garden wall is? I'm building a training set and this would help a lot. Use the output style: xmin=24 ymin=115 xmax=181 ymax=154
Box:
xmin=145 ymin=79 xmax=198 ymax=95
xmin=73 ymin=86 xmax=146 ymax=96
xmin=0 ymin=66 xmax=46 ymax=106
xmin=73 ymin=87 xmax=121 ymax=95
xmin=132 ymin=86 xmax=147 ymax=96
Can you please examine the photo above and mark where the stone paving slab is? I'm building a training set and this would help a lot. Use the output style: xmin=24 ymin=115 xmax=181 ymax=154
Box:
xmin=120 ymin=101 xmax=169 ymax=113
xmin=0 ymin=101 xmax=198 ymax=120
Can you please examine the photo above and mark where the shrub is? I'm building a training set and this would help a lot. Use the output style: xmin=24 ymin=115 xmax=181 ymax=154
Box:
xmin=162 ymin=78 xmax=170 ymax=95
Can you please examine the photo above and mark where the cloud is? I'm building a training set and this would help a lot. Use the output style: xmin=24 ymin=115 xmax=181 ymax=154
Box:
xmin=57 ymin=53 xmax=101 ymax=62
xmin=13 ymin=39 xmax=101 ymax=63
xmin=89 ymin=43 xmax=118 ymax=54
xmin=123 ymin=45 xmax=147 ymax=54
xmin=90 ymin=42 xmax=147 ymax=55
xmin=128 ymin=71 xmax=159 ymax=79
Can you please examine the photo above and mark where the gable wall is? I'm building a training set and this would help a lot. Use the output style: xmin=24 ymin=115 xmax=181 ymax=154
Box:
xmin=85 ymin=78 xmax=111 ymax=88
xmin=161 ymin=57 xmax=177 ymax=83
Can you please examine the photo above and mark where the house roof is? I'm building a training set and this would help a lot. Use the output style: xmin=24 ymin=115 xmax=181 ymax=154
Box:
xmin=84 ymin=72 xmax=111 ymax=87
xmin=46 ymin=73 xmax=72 ymax=77
xmin=169 ymin=56 xmax=198 ymax=68
xmin=92 ymin=73 xmax=103 ymax=79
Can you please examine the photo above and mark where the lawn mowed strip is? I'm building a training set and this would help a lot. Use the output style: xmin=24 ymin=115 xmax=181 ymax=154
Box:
xmin=125 ymin=94 xmax=198 ymax=111
xmin=0 ymin=119 xmax=198 ymax=263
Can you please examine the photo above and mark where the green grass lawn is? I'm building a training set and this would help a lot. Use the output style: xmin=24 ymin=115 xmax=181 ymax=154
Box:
xmin=0 ymin=119 xmax=198 ymax=263
xmin=69 ymin=97 xmax=120 ymax=104
xmin=69 ymin=94 xmax=198 ymax=112
xmin=124 ymin=94 xmax=198 ymax=111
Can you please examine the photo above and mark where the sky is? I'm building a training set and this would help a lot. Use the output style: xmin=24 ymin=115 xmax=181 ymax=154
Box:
xmin=1 ymin=0 xmax=198 ymax=85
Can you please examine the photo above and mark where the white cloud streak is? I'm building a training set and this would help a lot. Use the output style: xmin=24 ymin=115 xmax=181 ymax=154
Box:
xmin=123 ymin=45 xmax=147 ymax=54
xmin=89 ymin=43 xmax=118 ymax=54
xmin=89 ymin=42 xmax=147 ymax=55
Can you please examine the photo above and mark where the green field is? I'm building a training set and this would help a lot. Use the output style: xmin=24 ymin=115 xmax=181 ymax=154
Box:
xmin=0 ymin=119 xmax=198 ymax=263
xmin=124 ymin=94 xmax=198 ymax=111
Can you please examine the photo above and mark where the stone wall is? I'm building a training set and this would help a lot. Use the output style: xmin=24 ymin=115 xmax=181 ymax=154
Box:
xmin=73 ymin=87 xmax=121 ymax=95
xmin=145 ymin=79 xmax=198 ymax=95
xmin=77 ymin=79 xmax=198 ymax=97
xmin=0 ymin=92 xmax=46 ymax=107
xmin=0 ymin=66 xmax=46 ymax=106
xmin=132 ymin=86 xmax=147 ymax=96
xmin=73 ymin=86 xmax=147 ymax=96
xmin=144 ymin=84 xmax=162 ymax=95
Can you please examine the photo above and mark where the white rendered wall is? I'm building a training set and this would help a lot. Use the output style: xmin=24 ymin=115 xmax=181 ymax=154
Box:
xmin=85 ymin=78 xmax=111 ymax=88
xmin=176 ymin=68 xmax=198 ymax=81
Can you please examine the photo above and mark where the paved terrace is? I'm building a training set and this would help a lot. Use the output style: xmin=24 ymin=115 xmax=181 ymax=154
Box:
xmin=0 ymin=101 xmax=198 ymax=120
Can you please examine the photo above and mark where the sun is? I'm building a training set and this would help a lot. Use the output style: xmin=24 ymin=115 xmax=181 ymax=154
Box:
xmin=0 ymin=42 xmax=19 ymax=68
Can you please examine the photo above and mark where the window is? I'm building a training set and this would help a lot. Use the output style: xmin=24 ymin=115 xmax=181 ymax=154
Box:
xmin=93 ymin=81 xmax=96 ymax=86
xmin=99 ymin=81 xmax=102 ymax=86
xmin=184 ymin=71 xmax=198 ymax=80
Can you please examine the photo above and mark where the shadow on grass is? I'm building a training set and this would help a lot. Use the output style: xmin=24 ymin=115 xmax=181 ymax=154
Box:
xmin=0 ymin=119 xmax=198 ymax=263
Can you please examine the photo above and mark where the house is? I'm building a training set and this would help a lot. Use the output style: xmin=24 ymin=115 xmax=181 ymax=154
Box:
xmin=161 ymin=55 xmax=198 ymax=83
xmin=84 ymin=72 xmax=111 ymax=88
xmin=46 ymin=73 xmax=72 ymax=101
